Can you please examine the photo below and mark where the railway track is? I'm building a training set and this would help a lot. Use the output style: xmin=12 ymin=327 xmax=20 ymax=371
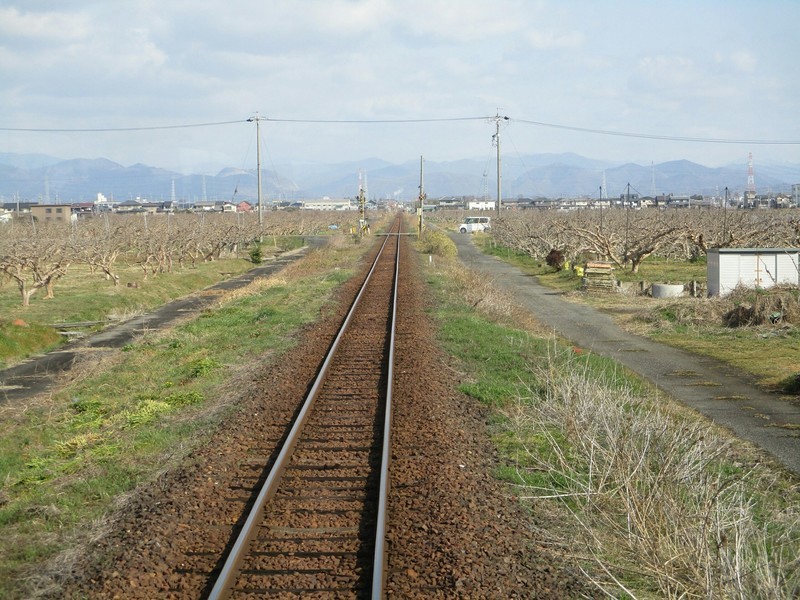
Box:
xmin=207 ymin=220 xmax=401 ymax=599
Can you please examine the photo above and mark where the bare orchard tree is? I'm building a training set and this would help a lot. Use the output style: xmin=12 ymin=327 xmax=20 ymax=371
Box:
xmin=682 ymin=210 xmax=798 ymax=256
xmin=549 ymin=209 xmax=624 ymax=265
xmin=73 ymin=216 xmax=127 ymax=286
xmin=490 ymin=213 xmax=572 ymax=260
xmin=0 ymin=221 xmax=76 ymax=306
xmin=486 ymin=207 xmax=800 ymax=273
xmin=493 ymin=209 xmax=682 ymax=273
xmin=565 ymin=209 xmax=683 ymax=272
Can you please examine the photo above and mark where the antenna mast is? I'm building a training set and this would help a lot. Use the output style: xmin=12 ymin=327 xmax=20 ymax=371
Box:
xmin=746 ymin=152 xmax=756 ymax=207
xmin=417 ymin=156 xmax=425 ymax=238
xmin=650 ymin=161 xmax=656 ymax=198
xmin=358 ymin=170 xmax=368 ymax=237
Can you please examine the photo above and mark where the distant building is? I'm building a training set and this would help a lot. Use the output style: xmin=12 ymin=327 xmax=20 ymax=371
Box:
xmin=301 ymin=198 xmax=354 ymax=210
xmin=467 ymin=200 xmax=495 ymax=211
xmin=29 ymin=204 xmax=76 ymax=224
xmin=71 ymin=202 xmax=95 ymax=215
xmin=1 ymin=201 xmax=37 ymax=213
xmin=615 ymin=192 xmax=640 ymax=207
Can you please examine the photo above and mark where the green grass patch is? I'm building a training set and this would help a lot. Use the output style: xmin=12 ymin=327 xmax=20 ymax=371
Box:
xmin=481 ymin=239 xmax=799 ymax=395
xmin=0 ymin=237 xmax=368 ymax=598
xmin=0 ymin=321 xmax=63 ymax=368
xmin=0 ymin=257 xmax=256 ymax=366
xmin=422 ymin=254 xmax=800 ymax=598
xmin=653 ymin=326 xmax=800 ymax=391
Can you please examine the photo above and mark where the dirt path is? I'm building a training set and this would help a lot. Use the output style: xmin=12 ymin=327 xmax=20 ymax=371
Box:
xmin=451 ymin=233 xmax=800 ymax=477
xmin=0 ymin=240 xmax=324 ymax=404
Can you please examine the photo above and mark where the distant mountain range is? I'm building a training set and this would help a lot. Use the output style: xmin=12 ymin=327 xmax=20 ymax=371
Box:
xmin=1 ymin=151 xmax=798 ymax=204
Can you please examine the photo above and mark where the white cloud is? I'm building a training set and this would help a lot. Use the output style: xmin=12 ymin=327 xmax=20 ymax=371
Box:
xmin=526 ymin=30 xmax=584 ymax=50
xmin=0 ymin=6 xmax=90 ymax=42
xmin=1 ymin=0 xmax=798 ymax=172
xmin=730 ymin=50 xmax=757 ymax=74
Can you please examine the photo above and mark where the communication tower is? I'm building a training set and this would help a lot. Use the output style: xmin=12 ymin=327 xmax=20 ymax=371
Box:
xmin=357 ymin=170 xmax=369 ymax=237
xmin=650 ymin=162 xmax=656 ymax=198
xmin=746 ymin=152 xmax=756 ymax=193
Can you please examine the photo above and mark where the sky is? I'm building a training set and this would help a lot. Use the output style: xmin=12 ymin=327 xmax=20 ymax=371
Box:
xmin=1 ymin=0 xmax=799 ymax=176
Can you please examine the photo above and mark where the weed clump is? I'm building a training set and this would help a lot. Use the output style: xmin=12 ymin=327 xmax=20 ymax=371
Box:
xmin=418 ymin=231 xmax=457 ymax=258
xmin=642 ymin=285 xmax=800 ymax=329
xmin=723 ymin=285 xmax=799 ymax=327
xmin=187 ymin=357 xmax=221 ymax=378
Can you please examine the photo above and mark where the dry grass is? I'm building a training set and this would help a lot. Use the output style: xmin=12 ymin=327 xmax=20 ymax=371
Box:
xmin=433 ymin=258 xmax=549 ymax=336
xmin=633 ymin=286 xmax=800 ymax=329
xmin=507 ymin=345 xmax=800 ymax=599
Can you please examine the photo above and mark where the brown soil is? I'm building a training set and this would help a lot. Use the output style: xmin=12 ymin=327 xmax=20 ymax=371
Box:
xmin=40 ymin=235 xmax=596 ymax=599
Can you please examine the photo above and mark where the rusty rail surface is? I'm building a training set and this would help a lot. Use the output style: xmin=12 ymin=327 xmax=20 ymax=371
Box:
xmin=208 ymin=220 xmax=401 ymax=599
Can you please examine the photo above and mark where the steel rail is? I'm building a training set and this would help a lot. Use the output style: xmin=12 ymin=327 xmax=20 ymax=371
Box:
xmin=208 ymin=220 xmax=399 ymax=600
xmin=371 ymin=223 xmax=400 ymax=598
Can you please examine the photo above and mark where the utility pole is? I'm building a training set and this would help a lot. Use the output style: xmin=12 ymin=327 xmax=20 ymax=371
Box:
xmin=247 ymin=113 xmax=264 ymax=230
xmin=624 ymin=182 xmax=631 ymax=266
xmin=417 ymin=155 xmax=425 ymax=239
xmin=358 ymin=170 xmax=368 ymax=238
xmin=490 ymin=111 xmax=509 ymax=215
xmin=599 ymin=186 xmax=603 ymax=236
xmin=723 ymin=186 xmax=729 ymax=241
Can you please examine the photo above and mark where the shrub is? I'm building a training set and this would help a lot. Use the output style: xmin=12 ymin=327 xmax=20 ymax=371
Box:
xmin=249 ymin=245 xmax=263 ymax=264
xmin=545 ymin=248 xmax=565 ymax=271
xmin=187 ymin=357 xmax=221 ymax=378
xmin=418 ymin=231 xmax=457 ymax=258
xmin=722 ymin=285 xmax=799 ymax=327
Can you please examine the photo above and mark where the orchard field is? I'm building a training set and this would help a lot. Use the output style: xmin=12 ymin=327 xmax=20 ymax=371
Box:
xmin=0 ymin=209 xmax=797 ymax=598
xmin=430 ymin=207 xmax=800 ymax=394
xmin=0 ymin=210 xmax=363 ymax=367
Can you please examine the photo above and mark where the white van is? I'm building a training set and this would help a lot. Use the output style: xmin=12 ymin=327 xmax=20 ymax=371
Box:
xmin=458 ymin=216 xmax=491 ymax=233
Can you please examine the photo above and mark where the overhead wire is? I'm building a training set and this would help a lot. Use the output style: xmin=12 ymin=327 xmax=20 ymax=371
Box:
xmin=262 ymin=116 xmax=489 ymax=124
xmin=510 ymin=118 xmax=800 ymax=145
xmin=3 ymin=114 xmax=798 ymax=145
xmin=0 ymin=119 xmax=246 ymax=133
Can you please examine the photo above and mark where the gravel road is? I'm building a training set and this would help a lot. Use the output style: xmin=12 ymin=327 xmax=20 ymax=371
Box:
xmin=451 ymin=232 xmax=800 ymax=477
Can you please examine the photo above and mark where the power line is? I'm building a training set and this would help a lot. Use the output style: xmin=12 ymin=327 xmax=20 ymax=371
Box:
xmin=0 ymin=119 xmax=246 ymax=133
xmin=263 ymin=116 xmax=488 ymax=124
xmin=511 ymin=118 xmax=800 ymax=145
xmin=2 ymin=114 xmax=799 ymax=145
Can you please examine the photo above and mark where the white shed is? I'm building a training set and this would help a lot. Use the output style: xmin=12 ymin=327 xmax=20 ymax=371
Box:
xmin=707 ymin=248 xmax=800 ymax=296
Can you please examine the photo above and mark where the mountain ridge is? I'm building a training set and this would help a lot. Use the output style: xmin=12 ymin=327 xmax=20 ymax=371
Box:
xmin=0 ymin=152 xmax=797 ymax=203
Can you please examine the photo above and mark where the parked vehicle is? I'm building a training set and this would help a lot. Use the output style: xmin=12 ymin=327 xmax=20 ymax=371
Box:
xmin=458 ymin=216 xmax=491 ymax=233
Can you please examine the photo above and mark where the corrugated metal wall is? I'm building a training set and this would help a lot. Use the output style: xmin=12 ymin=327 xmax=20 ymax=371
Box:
xmin=708 ymin=250 xmax=800 ymax=296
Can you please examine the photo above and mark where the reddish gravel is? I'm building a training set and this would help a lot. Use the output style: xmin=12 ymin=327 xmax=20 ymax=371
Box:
xmin=44 ymin=234 xmax=598 ymax=599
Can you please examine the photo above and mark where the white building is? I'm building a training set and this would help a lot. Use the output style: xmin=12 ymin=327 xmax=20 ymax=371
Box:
xmin=707 ymin=248 xmax=800 ymax=296
xmin=301 ymin=198 xmax=354 ymax=210
xmin=467 ymin=200 xmax=496 ymax=211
